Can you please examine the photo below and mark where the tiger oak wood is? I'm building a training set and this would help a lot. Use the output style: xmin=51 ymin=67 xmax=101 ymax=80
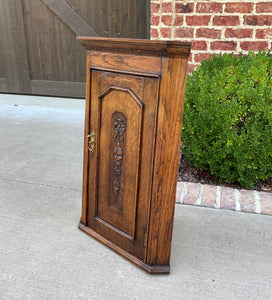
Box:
xmin=78 ymin=37 xmax=191 ymax=274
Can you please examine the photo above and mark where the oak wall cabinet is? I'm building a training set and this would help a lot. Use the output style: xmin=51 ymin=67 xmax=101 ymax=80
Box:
xmin=77 ymin=37 xmax=191 ymax=274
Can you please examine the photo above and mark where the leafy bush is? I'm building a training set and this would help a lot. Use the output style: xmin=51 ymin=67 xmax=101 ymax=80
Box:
xmin=182 ymin=51 xmax=272 ymax=188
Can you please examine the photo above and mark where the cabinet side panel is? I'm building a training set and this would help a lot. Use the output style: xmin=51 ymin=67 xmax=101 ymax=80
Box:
xmin=147 ymin=57 xmax=189 ymax=266
xmin=81 ymin=52 xmax=91 ymax=225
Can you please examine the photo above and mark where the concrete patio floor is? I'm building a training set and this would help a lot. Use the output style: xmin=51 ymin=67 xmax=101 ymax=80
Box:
xmin=1 ymin=94 xmax=272 ymax=300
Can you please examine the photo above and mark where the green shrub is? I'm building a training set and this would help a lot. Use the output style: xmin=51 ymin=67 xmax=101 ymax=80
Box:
xmin=182 ymin=51 xmax=272 ymax=188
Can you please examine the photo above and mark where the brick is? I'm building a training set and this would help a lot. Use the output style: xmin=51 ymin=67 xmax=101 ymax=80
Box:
xmin=183 ymin=182 xmax=201 ymax=205
xmin=201 ymin=185 xmax=217 ymax=208
xmin=194 ymin=53 xmax=213 ymax=63
xmin=239 ymin=190 xmax=256 ymax=213
xmin=259 ymin=192 xmax=272 ymax=215
xmin=174 ymin=27 xmax=194 ymax=38
xmin=256 ymin=2 xmax=272 ymax=13
xmin=161 ymin=15 xmax=172 ymax=26
xmin=175 ymin=3 xmax=194 ymax=14
xmin=150 ymin=28 xmax=159 ymax=39
xmin=186 ymin=15 xmax=211 ymax=26
xmin=174 ymin=15 xmax=184 ymax=26
xmin=244 ymin=15 xmax=272 ymax=26
xmin=151 ymin=3 xmax=160 ymax=14
xmin=211 ymin=41 xmax=237 ymax=51
xmin=256 ymin=28 xmax=272 ymax=39
xmin=240 ymin=41 xmax=269 ymax=51
xmin=196 ymin=28 xmax=221 ymax=39
xmin=162 ymin=2 xmax=172 ymax=13
xmin=225 ymin=28 xmax=253 ymax=39
xmin=175 ymin=182 xmax=184 ymax=203
xmin=192 ymin=40 xmax=207 ymax=51
xmin=188 ymin=53 xmax=193 ymax=62
xmin=160 ymin=27 xmax=171 ymax=38
xmin=220 ymin=187 xmax=236 ymax=210
xmin=196 ymin=2 xmax=223 ymax=13
xmin=150 ymin=15 xmax=160 ymax=26
xmin=187 ymin=64 xmax=199 ymax=73
xmin=225 ymin=3 xmax=254 ymax=13
xmin=213 ymin=16 xmax=240 ymax=26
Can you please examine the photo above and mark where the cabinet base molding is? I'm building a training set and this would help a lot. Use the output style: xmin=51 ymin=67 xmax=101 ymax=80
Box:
xmin=78 ymin=222 xmax=170 ymax=274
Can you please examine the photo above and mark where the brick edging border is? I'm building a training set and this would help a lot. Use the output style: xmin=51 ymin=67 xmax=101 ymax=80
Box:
xmin=176 ymin=181 xmax=272 ymax=216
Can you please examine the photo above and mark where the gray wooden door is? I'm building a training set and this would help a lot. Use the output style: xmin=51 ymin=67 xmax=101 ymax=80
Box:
xmin=0 ymin=0 xmax=149 ymax=98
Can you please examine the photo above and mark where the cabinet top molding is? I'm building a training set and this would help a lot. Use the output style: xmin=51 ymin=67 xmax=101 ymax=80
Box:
xmin=77 ymin=37 xmax=191 ymax=58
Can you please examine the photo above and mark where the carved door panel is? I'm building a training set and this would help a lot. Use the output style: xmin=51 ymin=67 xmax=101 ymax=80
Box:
xmin=87 ymin=70 xmax=159 ymax=260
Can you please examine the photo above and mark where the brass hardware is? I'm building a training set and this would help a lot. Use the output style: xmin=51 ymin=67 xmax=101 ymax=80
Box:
xmin=87 ymin=131 xmax=95 ymax=153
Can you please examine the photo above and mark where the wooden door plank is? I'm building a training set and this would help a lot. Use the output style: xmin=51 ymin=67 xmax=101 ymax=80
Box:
xmin=41 ymin=0 xmax=99 ymax=37
xmin=0 ymin=79 xmax=8 ymax=92
xmin=99 ymin=0 xmax=110 ymax=37
xmin=0 ymin=0 xmax=31 ymax=93
xmin=87 ymin=0 xmax=101 ymax=37
xmin=145 ymin=0 xmax=150 ymax=39
xmin=137 ymin=0 xmax=149 ymax=38
xmin=128 ymin=0 xmax=137 ymax=38
xmin=31 ymin=80 xmax=85 ymax=98
xmin=112 ymin=0 xmax=121 ymax=37
xmin=0 ymin=35 xmax=6 ymax=79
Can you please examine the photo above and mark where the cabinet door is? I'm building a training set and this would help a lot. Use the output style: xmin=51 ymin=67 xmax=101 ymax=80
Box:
xmin=87 ymin=70 xmax=159 ymax=260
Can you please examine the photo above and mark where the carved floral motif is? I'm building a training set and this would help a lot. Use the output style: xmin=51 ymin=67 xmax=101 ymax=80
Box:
xmin=112 ymin=118 xmax=126 ymax=197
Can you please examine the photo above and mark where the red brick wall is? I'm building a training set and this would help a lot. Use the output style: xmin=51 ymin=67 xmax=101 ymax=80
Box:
xmin=150 ymin=0 xmax=272 ymax=72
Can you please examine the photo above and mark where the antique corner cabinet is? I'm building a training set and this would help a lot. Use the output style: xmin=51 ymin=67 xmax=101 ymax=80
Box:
xmin=77 ymin=37 xmax=191 ymax=274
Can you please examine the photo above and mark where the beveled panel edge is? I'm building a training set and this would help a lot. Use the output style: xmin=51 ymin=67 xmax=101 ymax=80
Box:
xmin=77 ymin=37 xmax=191 ymax=58
xmin=95 ymin=217 xmax=133 ymax=241
xmin=98 ymin=86 xmax=144 ymax=108
xmin=78 ymin=222 xmax=170 ymax=274
xmin=90 ymin=67 xmax=161 ymax=78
